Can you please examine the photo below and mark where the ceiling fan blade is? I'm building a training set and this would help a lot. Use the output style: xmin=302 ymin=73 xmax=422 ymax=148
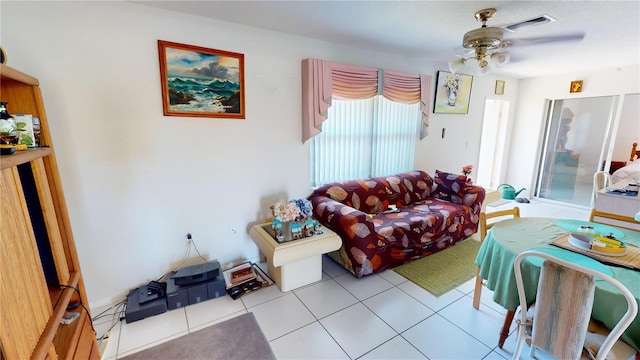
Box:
xmin=508 ymin=32 xmax=585 ymax=47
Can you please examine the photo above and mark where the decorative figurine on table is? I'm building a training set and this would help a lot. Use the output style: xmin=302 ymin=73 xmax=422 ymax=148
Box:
xmin=270 ymin=198 xmax=319 ymax=241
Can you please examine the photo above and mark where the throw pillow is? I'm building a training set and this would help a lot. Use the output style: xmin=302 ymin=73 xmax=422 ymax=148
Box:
xmin=583 ymin=331 xmax=636 ymax=360
xmin=433 ymin=170 xmax=467 ymax=204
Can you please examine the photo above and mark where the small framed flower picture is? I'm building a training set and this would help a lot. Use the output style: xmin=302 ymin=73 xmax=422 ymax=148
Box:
xmin=495 ymin=80 xmax=505 ymax=95
xmin=570 ymin=80 xmax=583 ymax=93
xmin=434 ymin=71 xmax=473 ymax=114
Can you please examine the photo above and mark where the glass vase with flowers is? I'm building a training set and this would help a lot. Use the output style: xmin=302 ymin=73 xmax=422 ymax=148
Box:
xmin=462 ymin=164 xmax=473 ymax=184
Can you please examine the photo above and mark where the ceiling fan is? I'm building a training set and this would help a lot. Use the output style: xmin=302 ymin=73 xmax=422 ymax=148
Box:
xmin=449 ymin=8 xmax=585 ymax=75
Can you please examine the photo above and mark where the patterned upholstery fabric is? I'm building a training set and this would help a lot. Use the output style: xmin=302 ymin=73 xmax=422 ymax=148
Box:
xmin=309 ymin=170 xmax=485 ymax=277
xmin=433 ymin=169 xmax=468 ymax=204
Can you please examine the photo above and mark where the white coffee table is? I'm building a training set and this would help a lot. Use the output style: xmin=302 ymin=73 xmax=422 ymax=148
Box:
xmin=249 ymin=223 xmax=342 ymax=291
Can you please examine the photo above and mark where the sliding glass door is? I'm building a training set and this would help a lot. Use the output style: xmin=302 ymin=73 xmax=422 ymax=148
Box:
xmin=536 ymin=96 xmax=619 ymax=207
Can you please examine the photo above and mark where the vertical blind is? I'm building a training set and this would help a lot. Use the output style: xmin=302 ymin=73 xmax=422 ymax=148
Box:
xmin=310 ymin=96 xmax=419 ymax=187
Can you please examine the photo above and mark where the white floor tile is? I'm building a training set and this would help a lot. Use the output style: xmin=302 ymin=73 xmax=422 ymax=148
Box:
xmin=486 ymin=350 xmax=510 ymax=360
xmin=294 ymin=279 xmax=358 ymax=319
xmin=456 ymin=277 xmax=476 ymax=295
xmin=185 ymin=294 xmax=246 ymax=330
xmin=249 ymin=293 xmax=316 ymax=341
xmin=439 ymin=296 xmax=506 ymax=348
xmin=403 ymin=314 xmax=492 ymax=360
xmin=240 ymin=282 xmax=288 ymax=308
xmin=333 ymin=272 xmax=393 ymax=300
xmin=359 ymin=335 xmax=427 ymax=359
xmin=363 ymin=287 xmax=434 ymax=333
xmin=397 ymin=280 xmax=466 ymax=312
xmin=320 ymin=303 xmax=396 ymax=359
xmin=496 ymin=331 xmax=557 ymax=360
xmin=379 ymin=268 xmax=409 ymax=285
xmin=468 ymin=284 xmax=508 ymax=315
xmin=269 ymin=322 xmax=349 ymax=360
xmin=117 ymin=308 xmax=189 ymax=356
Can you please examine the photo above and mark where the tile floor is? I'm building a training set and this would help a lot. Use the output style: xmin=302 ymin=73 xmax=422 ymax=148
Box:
xmin=94 ymin=199 xmax=592 ymax=360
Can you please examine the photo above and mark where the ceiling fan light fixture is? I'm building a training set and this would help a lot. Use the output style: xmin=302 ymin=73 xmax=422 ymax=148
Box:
xmin=490 ymin=51 xmax=511 ymax=67
xmin=448 ymin=58 xmax=467 ymax=74
xmin=477 ymin=61 xmax=491 ymax=76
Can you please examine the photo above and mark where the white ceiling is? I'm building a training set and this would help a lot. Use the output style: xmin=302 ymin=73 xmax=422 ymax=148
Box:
xmin=134 ymin=1 xmax=640 ymax=78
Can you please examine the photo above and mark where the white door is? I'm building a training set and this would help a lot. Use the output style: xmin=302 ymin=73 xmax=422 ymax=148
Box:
xmin=536 ymin=96 xmax=619 ymax=207
xmin=477 ymin=99 xmax=510 ymax=189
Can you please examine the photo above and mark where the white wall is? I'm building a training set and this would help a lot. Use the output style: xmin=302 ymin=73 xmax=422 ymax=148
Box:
xmin=507 ymin=66 xmax=640 ymax=197
xmin=3 ymin=1 xmax=511 ymax=306
xmin=416 ymin=75 xmax=519 ymax=178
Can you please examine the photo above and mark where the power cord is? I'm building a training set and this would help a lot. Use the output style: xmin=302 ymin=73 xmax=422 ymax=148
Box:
xmin=156 ymin=233 xmax=208 ymax=282
xmin=59 ymin=284 xmax=96 ymax=336
xmin=91 ymin=299 xmax=126 ymax=341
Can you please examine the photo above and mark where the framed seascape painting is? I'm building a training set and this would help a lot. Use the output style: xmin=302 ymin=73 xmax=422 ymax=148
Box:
xmin=433 ymin=71 xmax=473 ymax=114
xmin=158 ymin=40 xmax=245 ymax=119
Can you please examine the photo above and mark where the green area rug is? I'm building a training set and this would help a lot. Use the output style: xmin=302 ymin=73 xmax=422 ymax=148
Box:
xmin=393 ymin=239 xmax=481 ymax=297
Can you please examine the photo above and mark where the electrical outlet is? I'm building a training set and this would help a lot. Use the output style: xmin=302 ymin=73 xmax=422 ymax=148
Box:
xmin=229 ymin=226 xmax=238 ymax=237
xmin=186 ymin=233 xmax=192 ymax=243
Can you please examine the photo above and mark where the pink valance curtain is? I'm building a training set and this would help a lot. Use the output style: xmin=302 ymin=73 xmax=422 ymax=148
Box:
xmin=331 ymin=62 xmax=379 ymax=99
xmin=302 ymin=58 xmax=432 ymax=143
xmin=382 ymin=70 xmax=431 ymax=139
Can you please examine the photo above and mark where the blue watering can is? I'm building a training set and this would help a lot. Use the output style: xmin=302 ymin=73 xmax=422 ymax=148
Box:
xmin=498 ymin=184 xmax=525 ymax=200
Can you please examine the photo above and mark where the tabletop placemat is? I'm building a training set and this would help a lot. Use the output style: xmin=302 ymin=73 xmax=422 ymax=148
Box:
xmin=554 ymin=219 xmax=625 ymax=239
xmin=550 ymin=233 xmax=640 ymax=271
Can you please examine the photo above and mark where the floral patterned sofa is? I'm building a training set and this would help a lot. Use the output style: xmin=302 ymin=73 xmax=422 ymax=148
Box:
xmin=308 ymin=170 xmax=485 ymax=277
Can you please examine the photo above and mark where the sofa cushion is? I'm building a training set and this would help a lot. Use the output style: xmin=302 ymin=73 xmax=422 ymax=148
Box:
xmin=311 ymin=171 xmax=433 ymax=213
xmin=433 ymin=170 xmax=467 ymax=204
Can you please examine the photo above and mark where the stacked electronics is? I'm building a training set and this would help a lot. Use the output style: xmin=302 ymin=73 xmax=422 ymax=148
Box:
xmin=166 ymin=261 xmax=226 ymax=310
xmin=124 ymin=261 xmax=225 ymax=323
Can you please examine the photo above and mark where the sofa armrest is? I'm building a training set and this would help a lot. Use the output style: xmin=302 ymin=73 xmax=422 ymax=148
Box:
xmin=461 ymin=184 xmax=486 ymax=214
xmin=310 ymin=196 xmax=375 ymax=235
xmin=309 ymin=195 xmax=381 ymax=276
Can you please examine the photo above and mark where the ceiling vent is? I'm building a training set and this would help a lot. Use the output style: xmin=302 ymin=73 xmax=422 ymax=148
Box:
xmin=503 ymin=14 xmax=556 ymax=32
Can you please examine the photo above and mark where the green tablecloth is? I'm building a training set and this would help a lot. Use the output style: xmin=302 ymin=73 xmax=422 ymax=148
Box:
xmin=475 ymin=217 xmax=640 ymax=351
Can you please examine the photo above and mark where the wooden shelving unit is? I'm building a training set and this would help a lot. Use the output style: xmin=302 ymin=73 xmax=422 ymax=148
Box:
xmin=0 ymin=64 xmax=99 ymax=359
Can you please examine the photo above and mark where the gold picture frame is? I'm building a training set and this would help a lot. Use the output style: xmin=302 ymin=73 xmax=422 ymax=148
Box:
xmin=570 ymin=80 xmax=583 ymax=93
xmin=158 ymin=40 xmax=245 ymax=119
xmin=495 ymin=80 xmax=505 ymax=95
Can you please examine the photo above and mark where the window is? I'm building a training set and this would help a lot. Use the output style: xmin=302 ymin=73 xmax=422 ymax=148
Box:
xmin=310 ymin=95 xmax=420 ymax=187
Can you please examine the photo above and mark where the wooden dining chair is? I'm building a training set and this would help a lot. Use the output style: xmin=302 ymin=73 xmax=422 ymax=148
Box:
xmin=512 ymin=250 xmax=637 ymax=360
xmin=589 ymin=209 xmax=638 ymax=231
xmin=472 ymin=207 xmax=520 ymax=310
xmin=593 ymin=171 xmax=611 ymax=200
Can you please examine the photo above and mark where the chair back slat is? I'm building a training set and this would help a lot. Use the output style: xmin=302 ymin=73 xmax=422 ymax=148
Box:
xmin=531 ymin=261 xmax=595 ymax=359
xmin=512 ymin=250 xmax=638 ymax=360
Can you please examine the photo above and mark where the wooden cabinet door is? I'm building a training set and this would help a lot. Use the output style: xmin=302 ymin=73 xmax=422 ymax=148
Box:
xmin=1 ymin=167 xmax=53 ymax=360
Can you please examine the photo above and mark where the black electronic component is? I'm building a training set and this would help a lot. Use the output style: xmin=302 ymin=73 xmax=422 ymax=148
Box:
xmin=124 ymin=287 xmax=167 ymax=323
xmin=138 ymin=280 xmax=165 ymax=304
xmin=173 ymin=261 xmax=220 ymax=286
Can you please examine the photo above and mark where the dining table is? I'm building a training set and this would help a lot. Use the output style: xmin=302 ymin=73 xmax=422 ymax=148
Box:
xmin=474 ymin=217 xmax=640 ymax=351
